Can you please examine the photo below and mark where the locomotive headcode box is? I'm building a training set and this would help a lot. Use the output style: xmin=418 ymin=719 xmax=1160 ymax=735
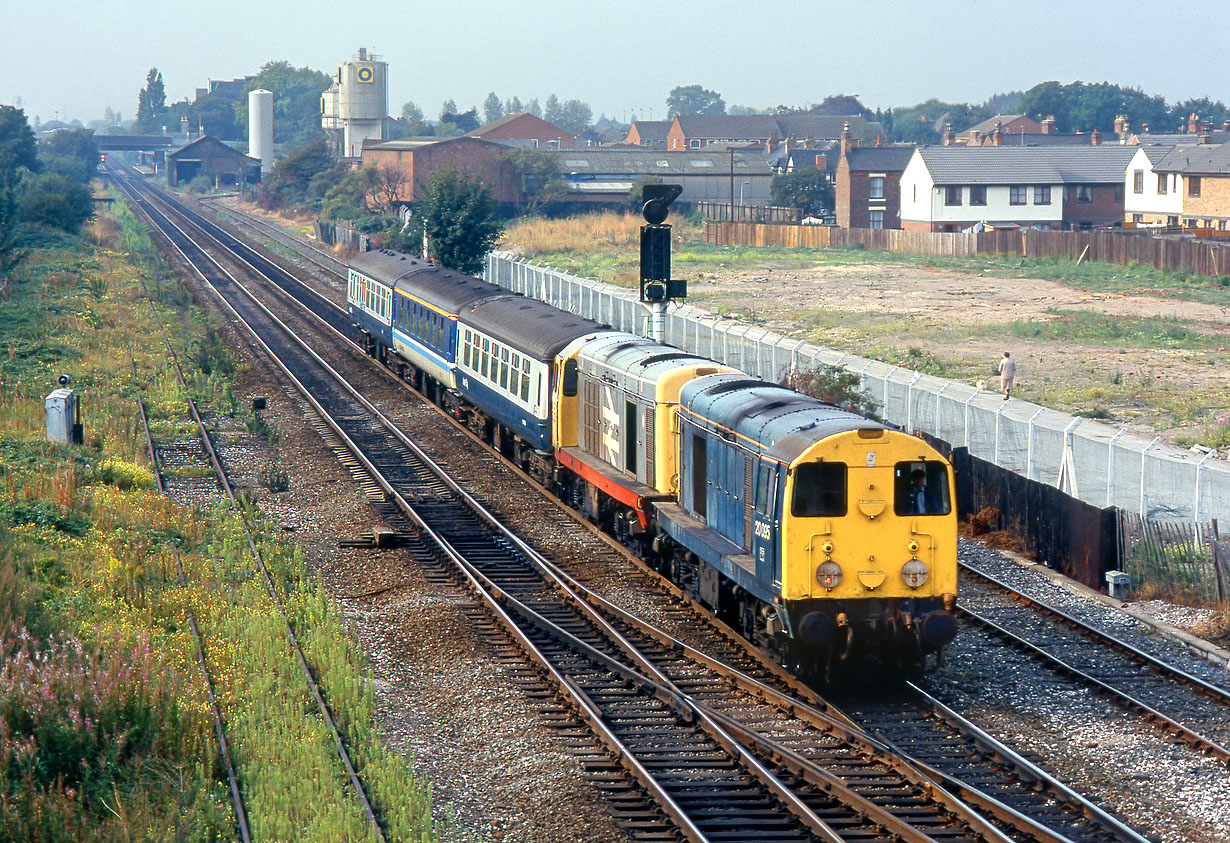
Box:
xmin=45 ymin=388 xmax=76 ymax=444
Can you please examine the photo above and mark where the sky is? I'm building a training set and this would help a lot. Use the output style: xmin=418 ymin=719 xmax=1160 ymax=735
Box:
xmin=4 ymin=0 xmax=1230 ymax=126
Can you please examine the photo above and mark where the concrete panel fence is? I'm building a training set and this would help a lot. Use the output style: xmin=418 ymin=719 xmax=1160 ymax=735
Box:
xmin=485 ymin=251 xmax=1230 ymax=535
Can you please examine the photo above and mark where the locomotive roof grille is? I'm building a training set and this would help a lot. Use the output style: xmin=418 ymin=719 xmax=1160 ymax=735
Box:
xmin=704 ymin=379 xmax=773 ymax=395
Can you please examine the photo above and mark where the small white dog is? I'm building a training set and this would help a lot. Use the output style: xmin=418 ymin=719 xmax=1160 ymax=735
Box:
xmin=975 ymin=379 xmax=988 ymax=392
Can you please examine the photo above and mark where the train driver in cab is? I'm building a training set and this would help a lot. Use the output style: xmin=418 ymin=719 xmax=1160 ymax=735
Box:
xmin=899 ymin=467 xmax=944 ymax=515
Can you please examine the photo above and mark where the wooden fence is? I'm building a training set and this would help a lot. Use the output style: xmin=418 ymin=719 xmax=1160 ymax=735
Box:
xmin=696 ymin=202 xmax=802 ymax=224
xmin=1118 ymin=513 xmax=1228 ymax=603
xmin=702 ymin=220 xmax=1230 ymax=278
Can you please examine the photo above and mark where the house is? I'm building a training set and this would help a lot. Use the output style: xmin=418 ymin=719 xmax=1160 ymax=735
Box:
xmin=539 ymin=148 xmax=773 ymax=206
xmin=834 ymin=127 xmax=914 ymax=229
xmin=166 ymin=135 xmax=260 ymax=188
xmin=468 ymin=112 xmax=574 ymax=149
xmin=899 ymin=145 xmax=1137 ymax=232
xmin=624 ymin=120 xmax=672 ymax=147
xmin=1126 ymin=140 xmax=1230 ymax=229
xmin=959 ymin=114 xmax=1042 ymax=144
xmin=665 ymin=114 xmax=884 ymax=152
xmin=361 ymin=136 xmax=520 ymax=206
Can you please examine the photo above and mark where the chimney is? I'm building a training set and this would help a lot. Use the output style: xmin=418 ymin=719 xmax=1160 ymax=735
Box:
xmin=180 ymin=115 xmax=190 ymax=135
xmin=971 ymin=130 xmax=982 ymax=145
xmin=815 ymin=153 xmax=826 ymax=169
xmin=1188 ymin=112 xmax=1199 ymax=133
xmin=875 ymin=135 xmax=882 ymax=147
xmin=1113 ymin=114 xmax=1127 ymax=134
xmin=1141 ymin=122 xmax=1151 ymax=134
xmin=784 ymin=135 xmax=792 ymax=157
xmin=1201 ymin=132 xmax=1212 ymax=144
xmin=1091 ymin=127 xmax=1102 ymax=146
xmin=943 ymin=122 xmax=954 ymax=146
xmin=358 ymin=46 xmax=368 ymax=60
xmin=804 ymin=133 xmax=813 ymax=147
xmin=840 ymin=121 xmax=854 ymax=156
xmin=1041 ymin=115 xmax=1056 ymax=135
xmin=1223 ymin=120 xmax=1230 ymax=132
xmin=992 ymin=121 xmax=1004 ymax=146
xmin=767 ymin=132 xmax=779 ymax=155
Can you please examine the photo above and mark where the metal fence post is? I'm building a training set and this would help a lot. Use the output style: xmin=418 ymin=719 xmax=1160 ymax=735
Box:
xmin=1139 ymin=436 xmax=1161 ymax=517
xmin=1026 ymin=407 xmax=1044 ymax=480
xmin=1195 ymin=450 xmax=1215 ymax=527
xmin=994 ymin=399 xmax=1007 ymax=465
xmin=963 ymin=391 xmax=977 ymax=449
xmin=906 ymin=372 xmax=922 ymax=432
xmin=935 ymin=384 xmax=949 ymax=442
xmin=1106 ymin=428 xmax=1125 ymax=508
xmin=883 ymin=366 xmax=898 ymax=420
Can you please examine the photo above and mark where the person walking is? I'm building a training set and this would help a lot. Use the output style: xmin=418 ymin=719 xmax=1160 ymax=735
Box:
xmin=998 ymin=351 xmax=1016 ymax=399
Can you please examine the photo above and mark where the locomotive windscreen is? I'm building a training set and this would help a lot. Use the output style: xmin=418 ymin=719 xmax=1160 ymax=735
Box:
xmin=893 ymin=461 xmax=951 ymax=516
xmin=791 ymin=462 xmax=847 ymax=517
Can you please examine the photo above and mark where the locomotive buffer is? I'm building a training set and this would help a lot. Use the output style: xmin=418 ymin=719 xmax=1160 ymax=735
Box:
xmin=639 ymin=184 xmax=687 ymax=343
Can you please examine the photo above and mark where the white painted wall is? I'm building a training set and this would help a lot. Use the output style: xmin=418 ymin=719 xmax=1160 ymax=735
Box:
xmin=899 ymin=150 xmax=1066 ymax=226
xmin=1123 ymin=147 xmax=1183 ymax=217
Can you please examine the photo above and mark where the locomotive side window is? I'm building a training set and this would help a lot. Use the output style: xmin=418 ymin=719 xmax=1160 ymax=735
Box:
xmin=562 ymin=359 xmax=578 ymax=397
xmin=791 ymin=462 xmax=847 ymax=517
xmin=754 ymin=463 xmax=773 ymax=514
xmin=894 ymin=461 xmax=951 ymax=516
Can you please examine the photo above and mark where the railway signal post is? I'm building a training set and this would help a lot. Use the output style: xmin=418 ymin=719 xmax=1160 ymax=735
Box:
xmin=639 ymin=184 xmax=687 ymax=343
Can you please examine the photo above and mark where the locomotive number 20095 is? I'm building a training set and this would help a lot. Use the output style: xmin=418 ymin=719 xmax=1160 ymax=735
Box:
xmin=753 ymin=520 xmax=773 ymax=541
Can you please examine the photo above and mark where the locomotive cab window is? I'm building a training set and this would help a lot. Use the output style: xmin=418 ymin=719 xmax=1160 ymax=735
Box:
xmin=894 ymin=461 xmax=951 ymax=516
xmin=791 ymin=462 xmax=847 ymax=517
xmin=562 ymin=359 xmax=578 ymax=397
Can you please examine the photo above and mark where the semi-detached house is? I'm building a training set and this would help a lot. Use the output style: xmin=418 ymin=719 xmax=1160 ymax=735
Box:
xmin=900 ymin=146 xmax=1137 ymax=232
xmin=1125 ymin=140 xmax=1230 ymax=229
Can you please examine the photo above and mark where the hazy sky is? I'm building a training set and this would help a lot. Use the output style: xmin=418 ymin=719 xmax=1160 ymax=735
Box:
xmin=5 ymin=0 xmax=1230 ymax=126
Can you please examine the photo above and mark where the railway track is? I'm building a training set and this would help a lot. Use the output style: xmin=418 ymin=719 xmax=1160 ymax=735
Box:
xmin=957 ymin=561 xmax=1230 ymax=763
xmin=112 ymin=171 xmax=389 ymax=842
xmin=201 ymin=194 xmax=350 ymax=280
xmin=110 ymin=166 xmax=1160 ymax=841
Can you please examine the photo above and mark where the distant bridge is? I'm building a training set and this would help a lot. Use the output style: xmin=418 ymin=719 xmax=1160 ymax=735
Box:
xmin=95 ymin=134 xmax=179 ymax=151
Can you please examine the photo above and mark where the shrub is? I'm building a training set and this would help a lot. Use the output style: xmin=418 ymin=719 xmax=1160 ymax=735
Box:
xmin=781 ymin=362 xmax=880 ymax=419
xmin=94 ymin=458 xmax=154 ymax=491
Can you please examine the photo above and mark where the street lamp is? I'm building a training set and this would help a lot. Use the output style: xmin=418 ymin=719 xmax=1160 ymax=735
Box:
xmin=739 ymin=181 xmax=750 ymax=205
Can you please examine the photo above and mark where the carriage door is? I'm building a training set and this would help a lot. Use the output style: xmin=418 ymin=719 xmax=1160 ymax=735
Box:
xmin=752 ymin=462 xmax=781 ymax=585
xmin=692 ymin=435 xmax=707 ymax=521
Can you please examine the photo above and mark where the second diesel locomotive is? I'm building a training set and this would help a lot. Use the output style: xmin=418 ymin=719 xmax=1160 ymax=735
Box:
xmin=347 ymin=249 xmax=958 ymax=674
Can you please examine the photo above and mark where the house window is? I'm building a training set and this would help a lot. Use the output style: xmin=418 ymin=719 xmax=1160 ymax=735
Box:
xmin=969 ymin=186 xmax=987 ymax=206
xmin=1220 ymin=220 xmax=1227 ymax=230
xmin=1157 ymin=173 xmax=1168 ymax=194
xmin=689 ymin=139 xmax=701 ymax=149
xmin=1034 ymin=186 xmax=1051 ymax=205
xmin=1167 ymin=215 xmax=1178 ymax=226
xmin=1133 ymin=170 xmax=1144 ymax=193
xmin=869 ymin=176 xmax=885 ymax=200
xmin=1075 ymin=185 xmax=1092 ymax=203
xmin=869 ymin=209 xmax=884 ymax=230
xmin=1188 ymin=176 xmax=1202 ymax=197
xmin=1009 ymin=186 xmax=1027 ymax=205
xmin=1132 ymin=214 xmax=1143 ymax=223
xmin=944 ymin=186 xmax=962 ymax=206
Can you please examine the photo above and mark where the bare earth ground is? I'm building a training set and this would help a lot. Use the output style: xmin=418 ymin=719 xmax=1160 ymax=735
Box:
xmin=683 ymin=259 xmax=1230 ymax=441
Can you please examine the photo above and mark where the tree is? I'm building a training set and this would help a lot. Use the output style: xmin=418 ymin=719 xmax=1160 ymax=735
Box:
xmin=136 ymin=68 xmax=168 ymax=132
xmin=261 ymin=137 xmax=336 ymax=208
xmin=39 ymin=129 xmax=99 ymax=184
xmin=809 ymin=94 xmax=871 ymax=118
xmin=483 ymin=92 xmax=504 ymax=124
xmin=770 ymin=169 xmax=833 ymax=214
xmin=1018 ymin=80 xmax=1168 ymax=133
xmin=555 ymin=99 xmax=592 ymax=134
xmin=320 ymin=163 xmax=379 ymax=220
xmin=0 ymin=106 xmax=38 ymax=280
xmin=418 ymin=168 xmax=503 ymax=274
xmin=18 ymin=172 xmax=94 ymax=233
xmin=439 ymin=107 xmax=479 ymax=133
xmin=666 ymin=85 xmax=725 ymax=117
xmin=370 ymin=163 xmax=409 ymax=214
xmin=501 ymin=148 xmax=565 ymax=214
xmin=628 ymin=175 xmax=663 ymax=212
xmin=543 ymin=95 xmax=563 ymax=126
xmin=526 ymin=98 xmax=542 ymax=118
xmin=439 ymin=99 xmax=458 ymax=121
xmin=241 ymin=61 xmax=332 ymax=148
xmin=1169 ymin=97 xmax=1230 ymax=132
xmin=506 ymin=96 xmax=523 ymax=115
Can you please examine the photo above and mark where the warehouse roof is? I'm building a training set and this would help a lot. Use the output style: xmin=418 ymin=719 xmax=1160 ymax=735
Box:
xmin=913 ymin=145 xmax=1138 ymax=185
xmin=542 ymin=148 xmax=771 ymax=175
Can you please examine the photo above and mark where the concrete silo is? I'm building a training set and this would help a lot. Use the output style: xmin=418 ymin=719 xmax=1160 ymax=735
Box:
xmin=321 ymin=47 xmax=388 ymax=158
xmin=248 ymin=89 xmax=274 ymax=177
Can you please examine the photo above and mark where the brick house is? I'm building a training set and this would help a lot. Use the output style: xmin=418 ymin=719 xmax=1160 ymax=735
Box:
xmin=468 ymin=112 xmax=574 ymax=149
xmin=624 ymin=120 xmax=671 ymax=146
xmin=900 ymin=145 xmax=1136 ymax=232
xmin=166 ymin=135 xmax=260 ymax=188
xmin=835 ymin=136 xmax=914 ymax=229
xmin=1126 ymin=140 xmax=1230 ymax=229
xmin=361 ymin=136 xmax=520 ymax=206
xmin=665 ymin=114 xmax=884 ymax=151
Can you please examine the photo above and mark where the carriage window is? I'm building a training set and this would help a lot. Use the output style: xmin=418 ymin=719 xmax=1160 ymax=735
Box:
xmin=520 ymin=359 xmax=531 ymax=402
xmin=481 ymin=339 xmax=490 ymax=378
xmin=894 ymin=461 xmax=951 ymax=516
xmin=791 ymin=462 xmax=847 ymax=517
xmin=754 ymin=463 xmax=773 ymax=514
xmin=500 ymin=348 xmax=510 ymax=390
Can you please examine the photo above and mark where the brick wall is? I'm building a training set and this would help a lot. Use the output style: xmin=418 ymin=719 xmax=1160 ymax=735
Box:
xmin=1062 ymin=183 xmax=1124 ymax=227
xmin=363 ymin=138 xmax=519 ymax=204
xmin=1183 ymin=174 xmax=1230 ymax=222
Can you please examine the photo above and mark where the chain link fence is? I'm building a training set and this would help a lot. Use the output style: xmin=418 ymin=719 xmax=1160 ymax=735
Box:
xmin=485 ymin=252 xmax=1230 ymax=527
